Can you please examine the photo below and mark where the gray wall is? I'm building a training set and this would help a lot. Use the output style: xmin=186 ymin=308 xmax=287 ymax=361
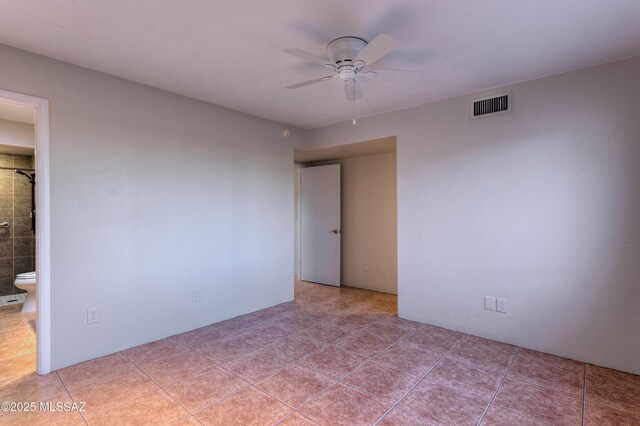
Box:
xmin=307 ymin=56 xmax=640 ymax=374
xmin=0 ymin=44 xmax=303 ymax=370
xmin=0 ymin=153 xmax=35 ymax=296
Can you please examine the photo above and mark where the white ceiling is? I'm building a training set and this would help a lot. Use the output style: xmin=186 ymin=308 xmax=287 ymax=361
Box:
xmin=1 ymin=1 xmax=639 ymax=129
xmin=0 ymin=101 xmax=34 ymax=124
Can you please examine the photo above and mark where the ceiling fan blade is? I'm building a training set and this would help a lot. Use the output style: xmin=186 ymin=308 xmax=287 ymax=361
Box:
xmin=284 ymin=48 xmax=333 ymax=67
xmin=368 ymin=68 xmax=421 ymax=74
xmin=344 ymin=80 xmax=363 ymax=101
xmin=355 ymin=34 xmax=397 ymax=66
xmin=287 ymin=75 xmax=335 ymax=89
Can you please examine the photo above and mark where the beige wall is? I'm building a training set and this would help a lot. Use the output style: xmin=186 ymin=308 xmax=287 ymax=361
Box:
xmin=306 ymin=152 xmax=397 ymax=294
xmin=307 ymin=56 xmax=640 ymax=374
xmin=0 ymin=118 xmax=34 ymax=149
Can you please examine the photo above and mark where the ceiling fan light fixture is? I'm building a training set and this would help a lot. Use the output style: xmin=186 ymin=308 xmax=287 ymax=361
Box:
xmin=284 ymin=32 xmax=418 ymax=110
xmin=339 ymin=68 xmax=356 ymax=81
xmin=327 ymin=36 xmax=367 ymax=65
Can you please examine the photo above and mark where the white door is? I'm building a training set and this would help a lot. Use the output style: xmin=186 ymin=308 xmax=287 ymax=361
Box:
xmin=300 ymin=164 xmax=341 ymax=286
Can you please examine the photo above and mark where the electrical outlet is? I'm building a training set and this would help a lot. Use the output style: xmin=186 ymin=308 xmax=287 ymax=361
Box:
xmin=484 ymin=296 xmax=496 ymax=311
xmin=497 ymin=298 xmax=507 ymax=313
xmin=192 ymin=288 xmax=204 ymax=303
xmin=87 ymin=307 xmax=100 ymax=324
xmin=379 ymin=264 xmax=385 ymax=273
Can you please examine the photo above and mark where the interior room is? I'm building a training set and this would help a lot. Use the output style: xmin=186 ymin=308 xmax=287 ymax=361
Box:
xmin=0 ymin=1 xmax=639 ymax=425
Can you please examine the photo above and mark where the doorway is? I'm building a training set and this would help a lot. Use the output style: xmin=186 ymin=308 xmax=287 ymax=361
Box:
xmin=0 ymin=89 xmax=51 ymax=375
xmin=294 ymin=136 xmax=397 ymax=295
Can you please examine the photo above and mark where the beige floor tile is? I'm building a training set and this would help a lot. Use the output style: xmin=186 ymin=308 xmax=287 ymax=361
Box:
xmin=137 ymin=349 xmax=215 ymax=386
xmin=57 ymin=352 xmax=136 ymax=390
xmin=268 ymin=335 xmax=325 ymax=360
xmin=493 ymin=378 xmax=582 ymax=426
xmin=277 ymin=412 xmax=320 ymax=425
xmin=343 ymin=361 xmax=420 ymax=403
xmin=0 ymin=336 xmax=36 ymax=361
xmin=585 ymin=364 xmax=640 ymax=417
xmin=164 ymin=366 xmax=249 ymax=413
xmin=378 ymin=407 xmax=437 ymax=425
xmin=335 ymin=330 xmax=393 ymax=357
xmin=374 ymin=344 xmax=440 ymax=377
xmin=508 ymin=352 xmax=584 ymax=397
xmin=0 ymin=371 xmax=66 ymax=402
xmin=195 ymin=387 xmax=292 ymax=426
xmin=425 ymin=358 xmax=502 ymax=403
xmin=584 ymin=401 xmax=640 ymax=426
xmin=300 ymin=383 xmax=391 ymax=426
xmin=68 ymin=369 xmax=160 ymax=416
xmin=298 ymin=345 xmax=367 ymax=380
xmin=223 ymin=348 xmax=292 ymax=383
xmin=0 ymin=353 xmax=37 ymax=387
xmin=258 ymin=364 xmax=335 ymax=408
xmin=397 ymin=380 xmax=487 ymax=426
xmin=481 ymin=404 xmax=548 ymax=426
xmin=447 ymin=340 xmax=516 ymax=374
xmin=122 ymin=337 xmax=192 ymax=364
xmin=86 ymin=388 xmax=189 ymax=425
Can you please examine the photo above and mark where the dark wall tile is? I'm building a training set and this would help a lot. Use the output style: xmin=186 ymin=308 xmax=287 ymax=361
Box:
xmin=0 ymin=177 xmax=13 ymax=198
xmin=0 ymin=258 xmax=13 ymax=278
xmin=14 ymin=217 xmax=32 ymax=237
xmin=0 ymin=216 xmax=12 ymax=239
xmin=0 ymin=198 xmax=13 ymax=217
xmin=0 ymin=277 xmax=14 ymax=296
xmin=14 ymin=177 xmax=32 ymax=198
xmin=0 ymin=154 xmax=13 ymax=168
xmin=14 ymin=256 xmax=33 ymax=275
xmin=14 ymin=198 xmax=31 ymax=217
xmin=14 ymin=155 xmax=33 ymax=169
xmin=14 ymin=237 xmax=32 ymax=257
xmin=0 ymin=238 xmax=12 ymax=258
xmin=0 ymin=154 xmax=37 ymax=297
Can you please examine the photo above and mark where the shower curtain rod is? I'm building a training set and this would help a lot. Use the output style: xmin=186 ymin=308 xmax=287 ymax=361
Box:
xmin=0 ymin=166 xmax=35 ymax=172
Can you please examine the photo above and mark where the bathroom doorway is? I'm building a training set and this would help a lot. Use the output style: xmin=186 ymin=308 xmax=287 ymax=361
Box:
xmin=0 ymin=89 xmax=51 ymax=375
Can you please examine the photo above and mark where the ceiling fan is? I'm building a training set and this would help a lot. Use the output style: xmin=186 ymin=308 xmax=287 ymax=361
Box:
xmin=285 ymin=34 xmax=418 ymax=102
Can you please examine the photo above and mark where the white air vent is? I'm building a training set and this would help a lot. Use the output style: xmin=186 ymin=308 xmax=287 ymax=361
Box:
xmin=470 ymin=91 xmax=512 ymax=119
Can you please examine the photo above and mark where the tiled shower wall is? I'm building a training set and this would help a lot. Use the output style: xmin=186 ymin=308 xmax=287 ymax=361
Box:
xmin=0 ymin=153 xmax=35 ymax=296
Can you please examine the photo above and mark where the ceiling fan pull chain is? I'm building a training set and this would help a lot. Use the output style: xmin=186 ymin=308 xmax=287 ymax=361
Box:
xmin=352 ymin=83 xmax=357 ymax=125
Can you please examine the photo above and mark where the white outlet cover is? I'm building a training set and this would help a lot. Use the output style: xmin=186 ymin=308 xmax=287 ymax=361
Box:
xmin=192 ymin=288 xmax=205 ymax=302
xmin=484 ymin=296 xmax=496 ymax=311
xmin=87 ymin=307 xmax=100 ymax=324
xmin=497 ymin=298 xmax=507 ymax=313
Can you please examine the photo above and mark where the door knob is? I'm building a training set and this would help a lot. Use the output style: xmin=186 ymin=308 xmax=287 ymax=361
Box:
xmin=330 ymin=229 xmax=341 ymax=234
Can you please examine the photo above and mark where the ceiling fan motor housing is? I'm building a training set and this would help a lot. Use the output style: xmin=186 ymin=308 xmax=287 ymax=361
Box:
xmin=327 ymin=37 xmax=367 ymax=67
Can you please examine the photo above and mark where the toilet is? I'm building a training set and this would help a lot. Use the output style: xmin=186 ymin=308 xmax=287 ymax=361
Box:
xmin=15 ymin=271 xmax=36 ymax=313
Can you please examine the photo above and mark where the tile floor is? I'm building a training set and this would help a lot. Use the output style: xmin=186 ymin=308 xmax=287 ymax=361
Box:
xmin=0 ymin=281 xmax=639 ymax=425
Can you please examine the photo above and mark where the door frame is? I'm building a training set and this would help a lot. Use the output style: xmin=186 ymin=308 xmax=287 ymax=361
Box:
xmin=0 ymin=89 xmax=51 ymax=374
